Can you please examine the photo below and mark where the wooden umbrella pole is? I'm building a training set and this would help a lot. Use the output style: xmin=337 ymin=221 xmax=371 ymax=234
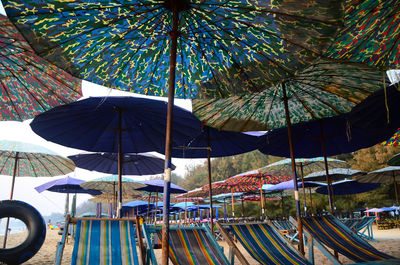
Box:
xmin=282 ymin=84 xmax=304 ymax=255
xmin=260 ymin=179 xmax=265 ymax=220
xmin=231 ymin=188 xmax=235 ymax=219
xmin=299 ymin=163 xmax=308 ymax=216
xmin=3 ymin=152 xmax=19 ymax=248
xmin=393 ymin=172 xmax=399 ymax=205
xmin=320 ymin=122 xmax=335 ymax=213
xmin=241 ymin=194 xmax=245 ymax=218
xmin=117 ymin=108 xmax=123 ymax=218
xmin=162 ymin=5 xmax=179 ymax=265
xmin=206 ymin=127 xmax=215 ymax=235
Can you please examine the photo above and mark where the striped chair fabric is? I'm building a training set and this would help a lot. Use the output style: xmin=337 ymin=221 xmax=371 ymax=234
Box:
xmin=301 ymin=216 xmax=393 ymax=263
xmin=156 ymin=229 xmax=229 ymax=265
xmin=71 ymin=219 xmax=139 ymax=265
xmin=226 ymin=223 xmax=311 ymax=265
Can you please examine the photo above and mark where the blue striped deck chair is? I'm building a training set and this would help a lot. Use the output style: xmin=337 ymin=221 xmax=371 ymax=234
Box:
xmin=340 ymin=218 xmax=361 ymax=230
xmin=355 ymin=216 xmax=376 ymax=241
xmin=301 ymin=215 xmax=398 ymax=265
xmin=55 ymin=217 xmax=141 ymax=265
xmin=271 ymin=219 xmax=299 ymax=242
xmin=217 ymin=222 xmax=311 ymax=265
xmin=142 ymin=224 xmax=233 ymax=265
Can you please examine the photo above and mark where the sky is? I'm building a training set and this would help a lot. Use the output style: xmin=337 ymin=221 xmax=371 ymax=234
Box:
xmin=0 ymin=3 xmax=204 ymax=216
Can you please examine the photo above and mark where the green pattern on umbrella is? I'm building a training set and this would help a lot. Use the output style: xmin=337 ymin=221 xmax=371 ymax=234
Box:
xmin=3 ymin=0 xmax=343 ymax=98
xmin=381 ymin=128 xmax=400 ymax=146
xmin=261 ymin=157 xmax=348 ymax=176
xmin=193 ymin=60 xmax=388 ymax=131
xmin=0 ymin=15 xmax=82 ymax=121
xmin=0 ymin=140 xmax=75 ymax=177
xmin=80 ymin=175 xmax=145 ymax=196
xmin=326 ymin=0 xmax=400 ymax=70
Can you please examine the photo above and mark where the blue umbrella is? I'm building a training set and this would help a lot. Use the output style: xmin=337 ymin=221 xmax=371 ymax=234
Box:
xmin=264 ymin=179 xmax=326 ymax=191
xmin=315 ymin=180 xmax=380 ymax=195
xmin=258 ymin=85 xmax=400 ymax=158
xmin=35 ymin=176 xmax=101 ymax=217
xmin=68 ymin=152 xmax=175 ymax=176
xmin=30 ymin=96 xmax=201 ymax=217
xmin=136 ymin=179 xmax=186 ymax=194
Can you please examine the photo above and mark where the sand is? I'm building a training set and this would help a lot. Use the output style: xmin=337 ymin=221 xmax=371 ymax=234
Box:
xmin=6 ymin=225 xmax=400 ymax=264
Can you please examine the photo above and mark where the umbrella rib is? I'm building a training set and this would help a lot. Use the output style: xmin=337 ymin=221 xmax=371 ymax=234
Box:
xmin=0 ymin=151 xmax=16 ymax=176
xmin=25 ymin=153 xmax=41 ymax=177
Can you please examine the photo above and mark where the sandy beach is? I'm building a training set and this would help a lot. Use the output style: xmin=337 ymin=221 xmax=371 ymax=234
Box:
xmin=6 ymin=225 xmax=400 ymax=265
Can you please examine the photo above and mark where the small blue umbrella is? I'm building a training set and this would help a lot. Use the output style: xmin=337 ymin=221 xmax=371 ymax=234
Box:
xmin=316 ymin=179 xmax=381 ymax=214
xmin=264 ymin=179 xmax=326 ymax=191
xmin=35 ymin=176 xmax=101 ymax=216
xmin=315 ymin=180 xmax=380 ymax=195
xmin=136 ymin=179 xmax=186 ymax=194
xmin=68 ymin=152 xmax=175 ymax=176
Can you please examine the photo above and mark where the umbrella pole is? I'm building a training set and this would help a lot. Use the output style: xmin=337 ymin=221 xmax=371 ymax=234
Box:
xmin=320 ymin=122 xmax=335 ymax=213
xmin=300 ymin=163 xmax=308 ymax=216
xmin=146 ymin=192 xmax=151 ymax=222
xmin=3 ymin=152 xmax=19 ymax=248
xmin=156 ymin=191 xmax=159 ymax=224
xmin=393 ymin=172 xmax=399 ymax=205
xmin=260 ymin=180 xmax=265 ymax=220
xmin=241 ymin=195 xmax=245 ymax=219
xmin=231 ymin=188 xmax=235 ymax=219
xmin=117 ymin=108 xmax=123 ymax=218
xmin=206 ymin=127 xmax=215 ymax=235
xmin=162 ymin=6 xmax=179 ymax=265
xmin=282 ymin=85 xmax=304 ymax=255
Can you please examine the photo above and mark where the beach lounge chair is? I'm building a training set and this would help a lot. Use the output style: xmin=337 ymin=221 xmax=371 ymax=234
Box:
xmin=299 ymin=215 xmax=398 ymax=265
xmin=142 ymin=224 xmax=233 ymax=265
xmin=55 ymin=216 xmax=144 ymax=265
xmin=341 ymin=216 xmax=376 ymax=241
xmin=216 ymin=221 xmax=311 ymax=265
xmin=270 ymin=219 xmax=299 ymax=242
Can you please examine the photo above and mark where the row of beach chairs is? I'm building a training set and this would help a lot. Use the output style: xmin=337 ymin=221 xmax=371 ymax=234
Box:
xmin=55 ymin=215 xmax=400 ymax=265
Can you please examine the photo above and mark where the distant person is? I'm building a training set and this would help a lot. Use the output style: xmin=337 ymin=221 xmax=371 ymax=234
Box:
xmin=47 ymin=219 xmax=51 ymax=228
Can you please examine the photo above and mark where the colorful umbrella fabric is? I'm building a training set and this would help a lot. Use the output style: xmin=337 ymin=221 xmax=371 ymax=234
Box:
xmin=0 ymin=14 xmax=81 ymax=121
xmin=381 ymin=129 xmax=400 ymax=146
xmin=3 ymin=0 xmax=343 ymax=98
xmin=202 ymin=180 xmax=260 ymax=195
xmin=261 ymin=158 xmax=347 ymax=176
xmin=68 ymin=152 xmax=175 ymax=175
xmin=80 ymin=175 xmax=145 ymax=196
xmin=193 ymin=60 xmax=388 ymax=132
xmin=326 ymin=0 xmax=400 ymax=70
xmin=265 ymin=179 xmax=327 ymax=191
xmin=224 ymin=169 xmax=292 ymax=186
xmin=89 ymin=194 xmax=139 ymax=203
xmin=0 ymin=140 xmax=75 ymax=178
xmin=304 ymin=168 xmax=364 ymax=181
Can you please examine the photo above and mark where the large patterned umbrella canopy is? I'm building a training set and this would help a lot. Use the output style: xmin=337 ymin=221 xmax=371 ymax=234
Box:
xmin=202 ymin=180 xmax=260 ymax=194
xmin=2 ymin=0 xmax=343 ymax=98
xmin=80 ymin=175 xmax=145 ymax=196
xmin=261 ymin=157 xmax=347 ymax=177
xmin=89 ymin=194 xmax=140 ymax=203
xmin=224 ymin=169 xmax=292 ymax=187
xmin=304 ymin=168 xmax=364 ymax=181
xmin=0 ymin=14 xmax=81 ymax=121
xmin=0 ymin=140 xmax=75 ymax=178
xmin=192 ymin=60 xmax=388 ymax=132
xmin=326 ymin=0 xmax=400 ymax=70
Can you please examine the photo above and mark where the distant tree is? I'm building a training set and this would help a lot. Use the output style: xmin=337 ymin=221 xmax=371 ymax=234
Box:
xmin=350 ymin=145 xmax=400 ymax=171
